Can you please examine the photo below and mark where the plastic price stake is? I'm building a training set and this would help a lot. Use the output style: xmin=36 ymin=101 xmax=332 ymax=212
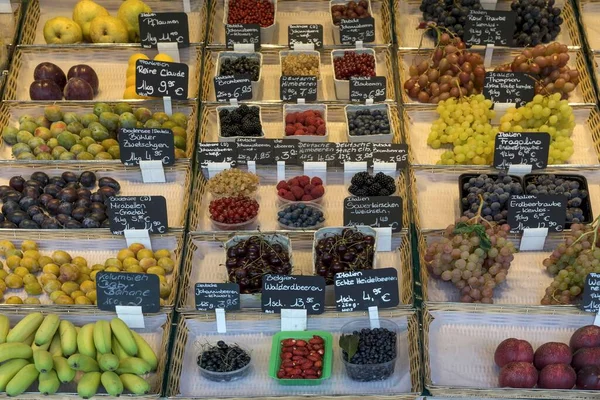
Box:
xmin=115 ymin=306 xmax=145 ymax=329
xmin=277 ymin=161 xmax=286 ymax=182
xmin=233 ymin=43 xmax=255 ymax=52
xmin=139 ymin=160 xmax=166 ymax=183
xmin=281 ymin=309 xmax=307 ymax=332
xmin=124 ymin=229 xmax=152 ymax=250
xmin=373 ymin=227 xmax=392 ymax=252
xmin=207 ymin=162 xmax=232 ymax=178
xmin=157 ymin=42 xmax=180 ymax=62
xmin=368 ymin=306 xmax=380 ymax=329
xmin=484 ymin=44 xmax=494 ymax=68
xmin=343 ymin=161 xmax=368 ymax=176
xmin=373 ymin=162 xmax=396 ymax=176
xmin=216 ymin=308 xmax=227 ymax=333
xmin=0 ymin=0 xmax=11 ymax=13
xmin=508 ymin=164 xmax=532 ymax=176
xmin=247 ymin=160 xmax=256 ymax=174
xmin=519 ymin=228 xmax=548 ymax=251
xmin=491 ymin=102 xmax=514 ymax=125
xmin=163 ymin=96 xmax=173 ymax=116
xmin=304 ymin=162 xmax=327 ymax=185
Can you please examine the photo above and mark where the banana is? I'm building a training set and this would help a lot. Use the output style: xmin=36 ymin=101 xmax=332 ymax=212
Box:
xmin=6 ymin=312 xmax=43 ymax=343
xmin=0 ymin=314 xmax=9 ymax=344
xmin=77 ymin=371 xmax=101 ymax=399
xmin=131 ymin=330 xmax=158 ymax=371
xmin=0 ymin=359 xmax=29 ymax=391
xmin=77 ymin=323 xmax=96 ymax=359
xmin=58 ymin=320 xmax=77 ymax=356
xmin=53 ymin=356 xmax=76 ymax=383
xmin=112 ymin=336 xmax=129 ymax=361
xmin=38 ymin=370 xmax=60 ymax=395
xmin=0 ymin=342 xmax=33 ymax=363
xmin=101 ymin=371 xmax=124 ymax=396
xmin=23 ymin=331 xmax=35 ymax=346
xmin=67 ymin=353 xmax=99 ymax=372
xmin=31 ymin=339 xmax=51 ymax=352
xmin=110 ymin=318 xmax=138 ymax=356
xmin=49 ymin=332 xmax=62 ymax=357
xmin=34 ymin=313 xmax=60 ymax=346
xmin=116 ymin=357 xmax=152 ymax=375
xmin=98 ymin=353 xmax=120 ymax=372
xmin=33 ymin=349 xmax=54 ymax=373
xmin=5 ymin=363 xmax=39 ymax=397
xmin=93 ymin=320 xmax=111 ymax=354
xmin=120 ymin=373 xmax=151 ymax=395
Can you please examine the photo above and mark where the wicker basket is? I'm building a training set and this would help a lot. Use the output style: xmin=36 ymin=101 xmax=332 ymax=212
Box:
xmin=201 ymin=46 xmax=396 ymax=101
xmin=394 ymin=0 xmax=582 ymax=50
xmin=4 ymin=46 xmax=202 ymax=101
xmin=0 ymin=230 xmax=184 ymax=308
xmin=402 ymin=106 xmax=600 ymax=166
xmin=576 ymin=0 xmax=600 ymax=53
xmin=19 ymin=0 xmax=209 ymax=46
xmin=0 ymin=0 xmax=23 ymax=71
xmin=176 ymin=230 xmax=413 ymax=311
xmin=188 ymin=162 xmax=411 ymax=233
xmin=0 ymin=100 xmax=198 ymax=160
xmin=0 ymin=308 xmax=171 ymax=398
xmin=166 ymin=309 xmax=421 ymax=398
xmin=397 ymin=47 xmax=596 ymax=106
xmin=423 ymin=303 xmax=598 ymax=399
xmin=206 ymin=0 xmax=392 ymax=46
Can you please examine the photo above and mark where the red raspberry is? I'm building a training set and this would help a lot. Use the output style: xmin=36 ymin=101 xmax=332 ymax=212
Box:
xmin=285 ymin=114 xmax=296 ymax=124
xmin=307 ymin=125 xmax=317 ymax=134
xmin=289 ymin=178 xmax=299 ymax=186
xmin=305 ymin=117 xmax=317 ymax=126
xmin=298 ymin=175 xmax=310 ymax=186
xmin=311 ymin=185 xmax=325 ymax=198
xmin=296 ymin=114 xmax=306 ymax=124
xmin=277 ymin=188 xmax=288 ymax=197
xmin=291 ymin=186 xmax=305 ymax=200
xmin=304 ymin=184 xmax=314 ymax=194
xmin=316 ymin=124 xmax=327 ymax=135
xmin=311 ymin=176 xmax=323 ymax=186
xmin=284 ymin=125 xmax=296 ymax=136
xmin=276 ymin=181 xmax=289 ymax=190
xmin=294 ymin=129 xmax=304 ymax=136
xmin=301 ymin=194 xmax=313 ymax=201
xmin=282 ymin=192 xmax=296 ymax=201
xmin=294 ymin=122 xmax=304 ymax=130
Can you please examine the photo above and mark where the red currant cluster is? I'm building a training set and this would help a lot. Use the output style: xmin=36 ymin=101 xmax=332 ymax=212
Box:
xmin=333 ymin=52 xmax=376 ymax=80
xmin=227 ymin=0 xmax=275 ymax=27
xmin=209 ymin=196 xmax=259 ymax=224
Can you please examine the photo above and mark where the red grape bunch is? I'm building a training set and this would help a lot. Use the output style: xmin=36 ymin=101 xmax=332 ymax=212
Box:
xmin=494 ymin=42 xmax=579 ymax=99
xmin=404 ymin=30 xmax=486 ymax=103
xmin=424 ymin=199 xmax=516 ymax=303
xmin=541 ymin=218 xmax=600 ymax=305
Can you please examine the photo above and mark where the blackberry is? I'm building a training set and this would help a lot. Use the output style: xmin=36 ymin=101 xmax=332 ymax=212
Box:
xmin=380 ymin=188 xmax=391 ymax=196
xmin=219 ymin=105 xmax=262 ymax=138
xmin=238 ymin=104 xmax=250 ymax=115
xmin=354 ymin=188 xmax=368 ymax=196
xmin=349 ymin=172 xmax=396 ymax=196
xmin=368 ymin=183 xmax=382 ymax=196
xmin=241 ymin=119 xmax=262 ymax=136
xmin=351 ymin=172 xmax=369 ymax=186
xmin=219 ymin=56 xmax=260 ymax=81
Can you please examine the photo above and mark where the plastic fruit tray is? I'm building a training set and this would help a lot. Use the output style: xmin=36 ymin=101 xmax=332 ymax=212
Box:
xmin=176 ymin=232 xmax=412 ymax=311
xmin=19 ymin=0 xmax=208 ymax=46
xmin=166 ymin=310 xmax=422 ymax=398
xmin=423 ymin=304 xmax=598 ymax=400
xmin=0 ymin=230 xmax=183 ymax=307
xmin=206 ymin=0 xmax=393 ymax=46
xmin=5 ymin=46 xmax=202 ymax=101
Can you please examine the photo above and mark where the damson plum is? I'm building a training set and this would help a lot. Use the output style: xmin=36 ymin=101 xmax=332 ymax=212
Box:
xmin=46 ymin=199 xmax=61 ymax=215
xmin=56 ymin=214 xmax=72 ymax=225
xmin=30 ymin=80 xmax=63 ymax=100
xmin=34 ymin=62 xmax=67 ymax=90
xmin=57 ymin=202 xmax=73 ymax=216
xmin=91 ymin=202 xmax=105 ymax=211
xmin=0 ymin=221 xmax=16 ymax=228
xmin=0 ymin=185 xmax=12 ymax=197
xmin=18 ymin=197 xmax=38 ymax=211
xmin=79 ymin=171 xmax=96 ymax=187
xmin=63 ymin=78 xmax=93 ymax=101
xmin=98 ymin=177 xmax=120 ymax=191
xmin=19 ymin=220 xmax=38 ymax=229
xmin=2 ymin=201 xmax=19 ymax=215
xmin=64 ymin=220 xmax=82 ymax=229
xmin=9 ymin=176 xmax=25 ymax=192
xmin=67 ymin=65 xmax=99 ymax=95
xmin=65 ymin=182 xmax=80 ymax=190
xmin=61 ymin=171 xmax=78 ymax=183
xmin=27 ymin=206 xmax=43 ymax=217
xmin=71 ymin=207 xmax=88 ymax=221
xmin=41 ymin=217 xmax=60 ymax=229
xmin=77 ymin=189 xmax=92 ymax=199
xmin=32 ymin=213 xmax=45 ymax=225
xmin=7 ymin=210 xmax=29 ymax=225
xmin=49 ymin=177 xmax=66 ymax=187
xmin=25 ymin=180 xmax=42 ymax=190
xmin=43 ymin=184 xmax=61 ymax=197
xmin=30 ymin=172 xmax=49 ymax=185
xmin=82 ymin=217 xmax=100 ymax=228
xmin=57 ymin=188 xmax=78 ymax=203
xmin=89 ymin=211 xmax=106 ymax=222
xmin=3 ymin=191 xmax=21 ymax=202
xmin=39 ymin=194 xmax=53 ymax=207
xmin=97 ymin=186 xmax=116 ymax=199
xmin=576 ymin=366 xmax=600 ymax=390
xmin=21 ymin=186 xmax=40 ymax=199
xmin=75 ymin=198 xmax=91 ymax=209
xmin=90 ymin=193 xmax=103 ymax=203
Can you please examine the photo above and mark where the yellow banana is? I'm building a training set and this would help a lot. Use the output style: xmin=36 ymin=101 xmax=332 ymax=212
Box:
xmin=49 ymin=332 xmax=63 ymax=357
xmin=110 ymin=318 xmax=138 ymax=356
xmin=93 ymin=320 xmax=111 ymax=354
xmin=38 ymin=370 xmax=60 ymax=395
xmin=101 ymin=371 xmax=124 ymax=396
xmin=53 ymin=356 xmax=76 ymax=383
xmin=5 ymin=363 xmax=38 ymax=397
xmin=77 ymin=371 xmax=101 ymax=399
xmin=77 ymin=323 xmax=96 ymax=359
xmin=98 ymin=353 xmax=120 ymax=372
xmin=33 ymin=349 xmax=54 ymax=373
xmin=0 ymin=314 xmax=9 ymax=344
xmin=31 ymin=338 xmax=51 ymax=352
xmin=111 ymin=336 xmax=129 ymax=360
xmin=0 ymin=342 xmax=33 ymax=363
xmin=34 ymin=313 xmax=60 ymax=346
xmin=67 ymin=353 xmax=99 ymax=372
xmin=0 ymin=359 xmax=29 ymax=391
xmin=116 ymin=356 xmax=152 ymax=375
xmin=59 ymin=320 xmax=77 ymax=356
xmin=120 ymin=373 xmax=151 ymax=395
xmin=23 ymin=331 xmax=35 ymax=346
xmin=131 ymin=330 xmax=158 ymax=371
xmin=6 ymin=312 xmax=43 ymax=343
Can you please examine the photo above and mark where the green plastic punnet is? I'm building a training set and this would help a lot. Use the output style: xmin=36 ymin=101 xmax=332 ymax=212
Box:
xmin=268 ymin=330 xmax=333 ymax=386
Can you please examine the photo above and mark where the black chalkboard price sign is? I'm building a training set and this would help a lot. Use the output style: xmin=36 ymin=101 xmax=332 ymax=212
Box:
xmin=198 ymin=142 xmax=238 ymax=168
xmin=96 ymin=272 xmax=160 ymax=313
xmin=119 ymin=128 xmax=175 ymax=166
xmin=507 ymin=194 xmax=566 ymax=233
xmin=372 ymin=143 xmax=409 ymax=169
xmin=335 ymin=142 xmax=373 ymax=164
xmin=280 ymin=76 xmax=318 ymax=101
xmin=340 ymin=17 xmax=375 ymax=44
xmin=581 ymin=272 xmax=600 ymax=313
xmin=235 ymin=138 xmax=274 ymax=165
xmin=297 ymin=142 xmax=339 ymax=166
xmin=195 ymin=283 xmax=240 ymax=311
xmin=135 ymin=59 xmax=188 ymax=99
xmin=343 ymin=196 xmax=403 ymax=233
xmin=350 ymin=76 xmax=386 ymax=102
xmin=493 ymin=132 xmax=550 ymax=170
xmin=225 ymin=24 xmax=261 ymax=49
xmin=483 ymin=72 xmax=535 ymax=106
xmin=214 ymin=74 xmax=253 ymax=102
xmin=465 ymin=10 xmax=516 ymax=46
xmin=334 ymin=268 xmax=399 ymax=312
xmin=273 ymin=139 xmax=299 ymax=164
xmin=261 ymin=275 xmax=326 ymax=314
xmin=107 ymin=196 xmax=168 ymax=235
xmin=288 ymin=24 xmax=323 ymax=48
xmin=139 ymin=12 xmax=190 ymax=48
